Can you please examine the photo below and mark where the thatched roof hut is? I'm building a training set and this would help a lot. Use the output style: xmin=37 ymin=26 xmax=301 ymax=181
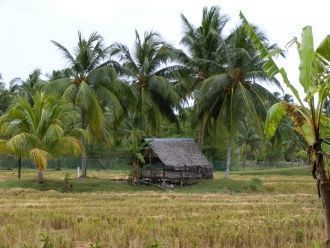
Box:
xmin=140 ymin=138 xmax=213 ymax=182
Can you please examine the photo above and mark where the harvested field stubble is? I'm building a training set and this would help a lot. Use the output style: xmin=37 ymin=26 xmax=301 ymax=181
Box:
xmin=0 ymin=170 xmax=324 ymax=247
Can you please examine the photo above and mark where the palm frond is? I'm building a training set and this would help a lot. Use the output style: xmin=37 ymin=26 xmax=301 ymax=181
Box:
xmin=75 ymin=81 xmax=94 ymax=111
xmin=29 ymin=148 xmax=49 ymax=169
xmin=51 ymin=40 xmax=75 ymax=66
xmin=43 ymin=78 xmax=72 ymax=96
xmin=86 ymin=94 xmax=104 ymax=139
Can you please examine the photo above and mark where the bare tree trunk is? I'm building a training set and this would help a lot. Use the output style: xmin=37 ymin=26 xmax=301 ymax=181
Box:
xmin=313 ymin=140 xmax=330 ymax=247
xmin=81 ymin=137 xmax=87 ymax=177
xmin=242 ymin=155 xmax=246 ymax=171
xmin=37 ymin=169 xmax=44 ymax=183
xmin=242 ymin=149 xmax=247 ymax=171
xmin=18 ymin=156 xmax=22 ymax=179
xmin=198 ymin=114 xmax=207 ymax=150
xmin=80 ymin=107 xmax=87 ymax=177
xmin=225 ymin=139 xmax=232 ymax=178
xmin=140 ymin=85 xmax=144 ymax=130
xmin=132 ymin=161 xmax=140 ymax=183
xmin=321 ymin=183 xmax=330 ymax=247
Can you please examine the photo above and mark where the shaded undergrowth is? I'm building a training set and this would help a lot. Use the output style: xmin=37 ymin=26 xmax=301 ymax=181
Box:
xmin=0 ymin=177 xmax=263 ymax=194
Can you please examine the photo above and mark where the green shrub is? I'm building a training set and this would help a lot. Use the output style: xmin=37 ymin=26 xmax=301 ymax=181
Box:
xmin=295 ymin=229 xmax=304 ymax=243
xmin=248 ymin=178 xmax=262 ymax=192
xmin=89 ymin=241 xmax=102 ymax=248
xmin=311 ymin=240 xmax=322 ymax=248
xmin=147 ymin=240 xmax=165 ymax=248
xmin=62 ymin=173 xmax=73 ymax=192
xmin=40 ymin=233 xmax=54 ymax=248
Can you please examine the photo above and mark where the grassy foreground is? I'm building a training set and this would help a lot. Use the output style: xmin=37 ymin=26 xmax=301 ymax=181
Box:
xmin=0 ymin=167 xmax=325 ymax=247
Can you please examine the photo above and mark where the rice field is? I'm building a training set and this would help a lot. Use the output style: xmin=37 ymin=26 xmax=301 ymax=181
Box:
xmin=0 ymin=168 xmax=325 ymax=247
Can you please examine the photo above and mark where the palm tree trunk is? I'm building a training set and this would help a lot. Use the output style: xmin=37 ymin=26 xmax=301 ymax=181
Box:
xmin=80 ymin=107 xmax=87 ymax=177
xmin=18 ymin=156 xmax=22 ymax=179
xmin=37 ymin=169 xmax=44 ymax=183
xmin=225 ymin=88 xmax=234 ymax=178
xmin=225 ymin=138 xmax=232 ymax=178
xmin=313 ymin=140 xmax=330 ymax=247
xmin=198 ymin=114 xmax=207 ymax=150
xmin=321 ymin=184 xmax=330 ymax=248
xmin=243 ymin=149 xmax=246 ymax=171
xmin=81 ymin=138 xmax=87 ymax=177
xmin=132 ymin=160 xmax=140 ymax=183
xmin=139 ymin=83 xmax=145 ymax=131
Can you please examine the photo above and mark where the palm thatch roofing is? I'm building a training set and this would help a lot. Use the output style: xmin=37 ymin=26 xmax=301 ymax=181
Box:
xmin=144 ymin=138 xmax=213 ymax=170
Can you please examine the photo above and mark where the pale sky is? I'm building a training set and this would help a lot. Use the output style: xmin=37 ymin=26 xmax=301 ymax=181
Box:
xmin=0 ymin=0 xmax=329 ymax=95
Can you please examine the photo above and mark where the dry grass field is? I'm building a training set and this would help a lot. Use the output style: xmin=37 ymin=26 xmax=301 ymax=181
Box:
xmin=0 ymin=168 xmax=325 ymax=248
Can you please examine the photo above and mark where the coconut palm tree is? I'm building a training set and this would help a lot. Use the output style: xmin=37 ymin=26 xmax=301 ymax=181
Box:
xmin=111 ymin=31 xmax=182 ymax=134
xmin=0 ymin=78 xmax=14 ymax=115
xmin=0 ymin=73 xmax=5 ymax=90
xmin=46 ymin=68 xmax=74 ymax=81
xmin=9 ymin=69 xmax=44 ymax=104
xmin=181 ymin=7 xmax=280 ymax=176
xmin=44 ymin=31 xmax=131 ymax=177
xmin=178 ymin=6 xmax=229 ymax=148
xmin=237 ymin=120 xmax=260 ymax=169
xmin=0 ymin=72 xmax=39 ymax=118
xmin=0 ymin=93 xmax=82 ymax=182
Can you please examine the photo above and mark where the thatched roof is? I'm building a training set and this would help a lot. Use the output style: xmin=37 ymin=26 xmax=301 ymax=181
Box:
xmin=144 ymin=138 xmax=213 ymax=170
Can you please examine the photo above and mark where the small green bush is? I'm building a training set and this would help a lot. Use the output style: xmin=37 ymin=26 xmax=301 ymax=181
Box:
xmin=40 ymin=233 xmax=54 ymax=248
xmin=295 ymin=229 xmax=304 ymax=243
xmin=62 ymin=173 xmax=73 ymax=192
xmin=248 ymin=178 xmax=262 ymax=192
xmin=89 ymin=241 xmax=102 ymax=248
xmin=147 ymin=240 xmax=165 ymax=248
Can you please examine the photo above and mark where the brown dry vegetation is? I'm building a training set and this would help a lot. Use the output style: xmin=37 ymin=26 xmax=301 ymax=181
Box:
xmin=0 ymin=169 xmax=324 ymax=247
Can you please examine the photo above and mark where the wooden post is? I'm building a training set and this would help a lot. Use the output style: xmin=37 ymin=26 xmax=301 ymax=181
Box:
xmin=180 ymin=169 xmax=183 ymax=187
xmin=149 ymin=149 xmax=152 ymax=179
xmin=184 ymin=164 xmax=187 ymax=184
xmin=18 ymin=156 xmax=22 ymax=179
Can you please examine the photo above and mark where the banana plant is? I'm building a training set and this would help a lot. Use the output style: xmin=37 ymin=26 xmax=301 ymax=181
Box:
xmin=121 ymin=128 xmax=146 ymax=183
xmin=240 ymin=12 xmax=330 ymax=245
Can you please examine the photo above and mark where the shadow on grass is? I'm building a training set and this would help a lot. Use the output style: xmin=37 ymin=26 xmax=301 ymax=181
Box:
xmin=0 ymin=178 xmax=162 ymax=193
xmin=0 ymin=177 xmax=263 ymax=194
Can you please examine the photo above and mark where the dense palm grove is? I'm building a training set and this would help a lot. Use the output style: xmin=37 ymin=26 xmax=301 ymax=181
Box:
xmin=0 ymin=6 xmax=307 ymax=180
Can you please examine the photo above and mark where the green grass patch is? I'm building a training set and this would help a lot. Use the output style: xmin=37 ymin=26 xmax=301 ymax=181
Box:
xmin=176 ymin=178 xmax=263 ymax=193
xmin=0 ymin=168 xmax=315 ymax=194
xmin=233 ymin=167 xmax=311 ymax=176
xmin=0 ymin=178 xmax=161 ymax=193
